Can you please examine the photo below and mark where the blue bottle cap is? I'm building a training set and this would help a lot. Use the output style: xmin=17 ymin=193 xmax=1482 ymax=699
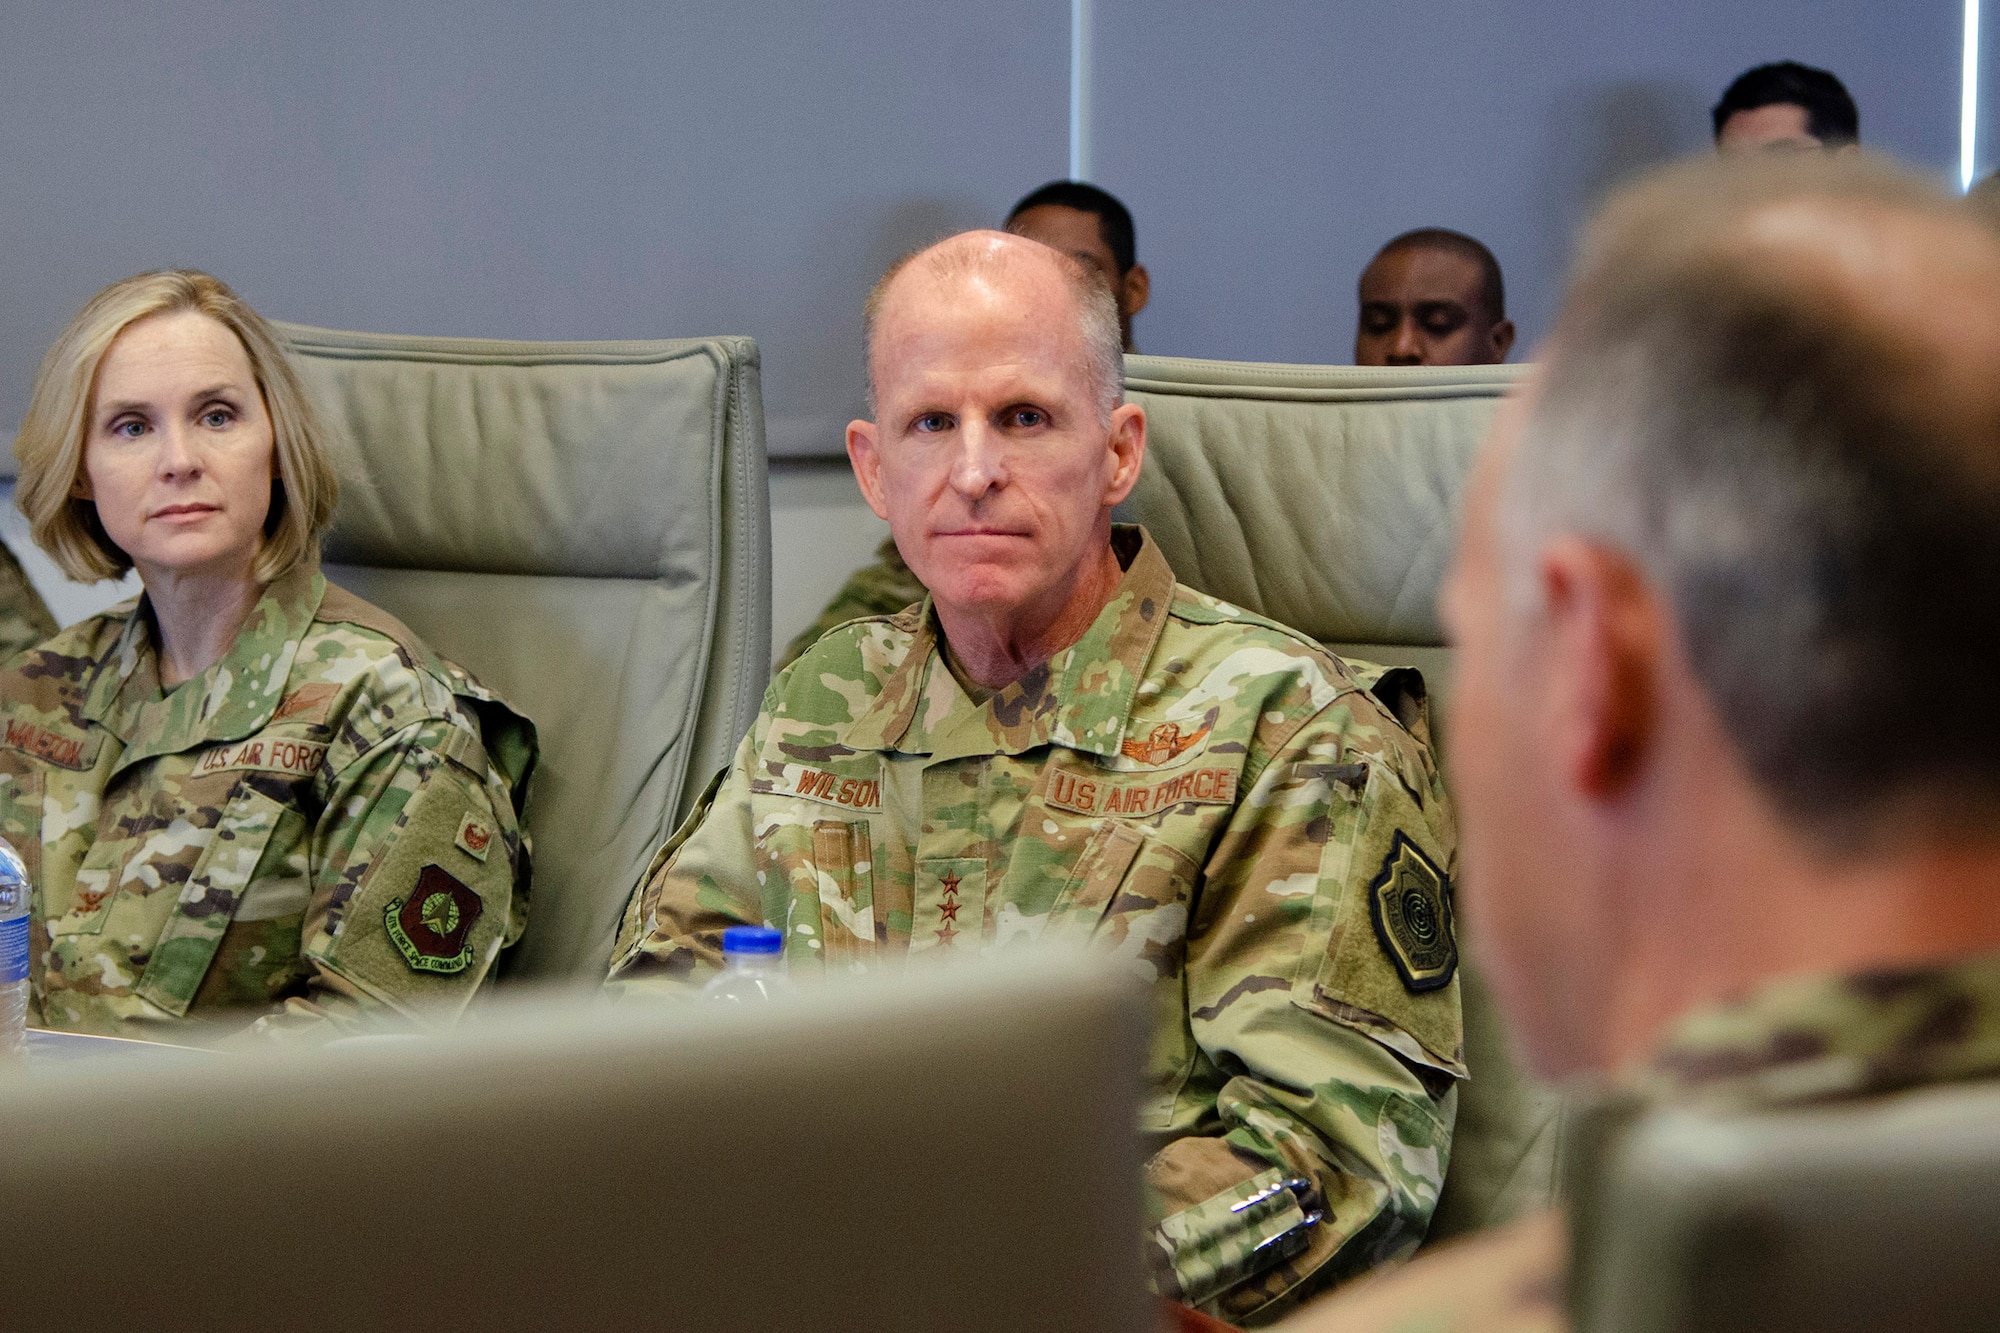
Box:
xmin=721 ymin=925 xmax=784 ymax=955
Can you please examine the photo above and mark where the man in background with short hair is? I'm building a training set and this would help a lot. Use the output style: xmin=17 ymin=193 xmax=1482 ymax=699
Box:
xmin=1006 ymin=179 xmax=1151 ymax=353
xmin=779 ymin=180 xmax=1152 ymax=670
xmin=1354 ymin=229 xmax=1514 ymax=368
xmin=1713 ymin=60 xmax=1858 ymax=153
xmin=1280 ymin=152 xmax=2000 ymax=1332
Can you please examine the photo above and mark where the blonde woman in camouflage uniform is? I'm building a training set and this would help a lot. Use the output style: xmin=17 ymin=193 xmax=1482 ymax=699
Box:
xmin=4 ymin=271 xmax=535 ymax=1043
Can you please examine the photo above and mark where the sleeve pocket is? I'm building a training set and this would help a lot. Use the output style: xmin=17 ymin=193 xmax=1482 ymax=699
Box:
xmin=314 ymin=761 xmax=515 ymax=1022
xmin=1295 ymin=763 xmax=1465 ymax=1077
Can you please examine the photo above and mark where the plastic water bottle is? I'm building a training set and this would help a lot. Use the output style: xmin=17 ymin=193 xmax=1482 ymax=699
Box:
xmin=0 ymin=837 xmax=30 ymax=1059
xmin=701 ymin=925 xmax=793 ymax=1004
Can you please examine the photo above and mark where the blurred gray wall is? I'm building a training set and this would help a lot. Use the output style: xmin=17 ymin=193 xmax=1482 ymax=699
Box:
xmin=1096 ymin=0 xmax=1962 ymax=365
xmin=0 ymin=0 xmax=1970 ymax=467
xmin=0 ymin=1 xmax=1069 ymax=462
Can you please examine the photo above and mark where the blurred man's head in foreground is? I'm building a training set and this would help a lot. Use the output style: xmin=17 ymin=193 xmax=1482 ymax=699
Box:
xmin=1713 ymin=61 xmax=1859 ymax=154
xmin=1442 ymin=154 xmax=2000 ymax=1078
xmin=1006 ymin=180 xmax=1149 ymax=352
xmin=1355 ymin=229 xmax=1514 ymax=367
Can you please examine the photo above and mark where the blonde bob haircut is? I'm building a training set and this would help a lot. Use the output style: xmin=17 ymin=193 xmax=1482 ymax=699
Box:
xmin=15 ymin=269 xmax=339 ymax=584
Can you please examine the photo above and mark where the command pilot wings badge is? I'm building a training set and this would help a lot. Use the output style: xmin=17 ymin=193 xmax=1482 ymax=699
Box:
xmin=1120 ymin=721 xmax=1211 ymax=766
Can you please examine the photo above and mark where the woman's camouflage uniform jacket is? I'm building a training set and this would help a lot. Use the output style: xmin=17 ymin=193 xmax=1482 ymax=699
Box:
xmin=0 ymin=563 xmax=535 ymax=1040
xmin=612 ymin=527 xmax=1463 ymax=1323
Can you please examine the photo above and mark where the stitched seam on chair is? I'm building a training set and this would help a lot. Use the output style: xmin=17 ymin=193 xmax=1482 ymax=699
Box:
xmin=276 ymin=320 xmax=734 ymax=368
xmin=1127 ymin=383 xmax=1514 ymax=404
xmin=1123 ymin=354 xmax=1524 ymax=391
xmin=676 ymin=342 xmax=729 ymax=834
xmin=725 ymin=339 xmax=767 ymax=760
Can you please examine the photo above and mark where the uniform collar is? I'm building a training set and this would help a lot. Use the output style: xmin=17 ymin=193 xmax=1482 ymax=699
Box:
xmin=844 ymin=525 xmax=1174 ymax=761
xmin=1629 ymin=949 xmax=2000 ymax=1109
xmin=84 ymin=563 xmax=328 ymax=763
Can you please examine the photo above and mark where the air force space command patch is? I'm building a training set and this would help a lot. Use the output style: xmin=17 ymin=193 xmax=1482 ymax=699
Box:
xmin=1368 ymin=831 xmax=1457 ymax=993
xmin=384 ymin=865 xmax=484 ymax=974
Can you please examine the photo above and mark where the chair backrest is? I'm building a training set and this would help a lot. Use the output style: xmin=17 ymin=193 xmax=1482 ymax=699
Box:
xmin=1116 ymin=353 xmax=1565 ymax=1242
xmin=281 ymin=323 xmax=770 ymax=985
xmin=1572 ymin=1082 xmax=2000 ymax=1333
xmin=1 ymin=953 xmax=1150 ymax=1332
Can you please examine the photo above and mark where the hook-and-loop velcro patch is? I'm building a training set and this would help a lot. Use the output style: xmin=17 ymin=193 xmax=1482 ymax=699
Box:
xmin=1367 ymin=830 xmax=1457 ymax=993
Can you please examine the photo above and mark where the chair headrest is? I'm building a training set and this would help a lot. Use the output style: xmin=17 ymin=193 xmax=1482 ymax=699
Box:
xmin=281 ymin=322 xmax=758 ymax=580
xmin=1116 ymin=356 xmax=1524 ymax=647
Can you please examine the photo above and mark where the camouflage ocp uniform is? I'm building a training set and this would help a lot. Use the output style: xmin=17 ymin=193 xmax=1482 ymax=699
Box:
xmin=0 ymin=562 xmax=536 ymax=1042
xmin=613 ymin=526 xmax=1464 ymax=1323
xmin=777 ymin=535 xmax=927 ymax=669
xmin=1273 ymin=950 xmax=2000 ymax=1333
xmin=0 ymin=535 xmax=58 ymax=663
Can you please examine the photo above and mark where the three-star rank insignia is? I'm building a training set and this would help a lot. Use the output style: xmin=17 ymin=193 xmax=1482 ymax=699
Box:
xmin=936 ymin=870 xmax=963 ymax=948
xmin=1367 ymin=832 xmax=1457 ymax=993
xmin=385 ymin=865 xmax=484 ymax=975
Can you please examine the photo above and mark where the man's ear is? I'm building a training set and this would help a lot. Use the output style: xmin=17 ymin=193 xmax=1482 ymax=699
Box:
xmin=1536 ymin=537 xmax=1661 ymax=800
xmin=1490 ymin=318 xmax=1517 ymax=363
xmin=1121 ymin=264 xmax=1151 ymax=319
xmin=1101 ymin=402 xmax=1146 ymax=508
xmin=846 ymin=419 xmax=891 ymax=522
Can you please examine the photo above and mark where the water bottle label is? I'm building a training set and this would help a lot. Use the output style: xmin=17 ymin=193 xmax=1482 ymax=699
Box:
xmin=0 ymin=915 xmax=27 ymax=985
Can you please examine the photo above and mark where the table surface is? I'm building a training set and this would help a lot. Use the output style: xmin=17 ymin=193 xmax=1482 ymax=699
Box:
xmin=26 ymin=1028 xmax=216 ymax=1064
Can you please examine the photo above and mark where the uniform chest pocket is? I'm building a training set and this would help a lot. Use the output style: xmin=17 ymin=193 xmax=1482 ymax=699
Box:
xmin=48 ymin=774 xmax=248 ymax=939
xmin=133 ymin=782 xmax=295 ymax=1018
xmin=48 ymin=836 xmax=124 ymax=937
xmin=805 ymin=819 xmax=876 ymax=967
xmin=1050 ymin=820 xmax=1198 ymax=977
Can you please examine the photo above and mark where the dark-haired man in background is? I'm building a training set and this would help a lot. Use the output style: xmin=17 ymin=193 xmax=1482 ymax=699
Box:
xmin=1006 ymin=179 xmax=1151 ymax=353
xmin=1354 ymin=228 xmax=1514 ymax=368
xmin=779 ymin=181 xmax=1152 ymax=669
xmin=1713 ymin=60 xmax=1858 ymax=153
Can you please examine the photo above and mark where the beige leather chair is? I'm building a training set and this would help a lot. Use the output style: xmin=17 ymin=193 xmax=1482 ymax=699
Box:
xmin=1116 ymin=353 xmax=1565 ymax=1242
xmin=280 ymin=323 xmax=770 ymax=985
xmin=1571 ymin=1083 xmax=2000 ymax=1333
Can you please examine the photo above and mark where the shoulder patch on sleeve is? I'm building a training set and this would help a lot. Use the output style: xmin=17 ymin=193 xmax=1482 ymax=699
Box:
xmin=454 ymin=812 xmax=493 ymax=862
xmin=1297 ymin=761 xmax=1464 ymax=1075
xmin=1368 ymin=831 xmax=1457 ymax=993
xmin=384 ymin=865 xmax=485 ymax=974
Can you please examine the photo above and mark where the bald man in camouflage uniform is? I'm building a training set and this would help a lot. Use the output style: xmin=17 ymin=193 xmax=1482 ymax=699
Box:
xmin=1 ymin=563 xmax=534 ymax=1041
xmin=611 ymin=231 xmax=1461 ymax=1324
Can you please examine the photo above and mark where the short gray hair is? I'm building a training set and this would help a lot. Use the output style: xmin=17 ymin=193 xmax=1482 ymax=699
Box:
xmin=1502 ymin=153 xmax=2000 ymax=845
xmin=862 ymin=232 xmax=1124 ymax=420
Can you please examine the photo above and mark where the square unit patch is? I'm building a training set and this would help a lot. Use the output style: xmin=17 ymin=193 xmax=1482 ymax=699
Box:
xmin=454 ymin=813 xmax=494 ymax=862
